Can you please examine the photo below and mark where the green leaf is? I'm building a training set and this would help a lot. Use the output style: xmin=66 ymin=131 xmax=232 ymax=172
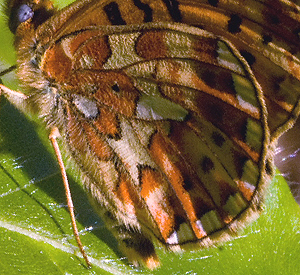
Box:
xmin=1 ymin=101 xmax=299 ymax=274
xmin=0 ymin=0 xmax=300 ymax=274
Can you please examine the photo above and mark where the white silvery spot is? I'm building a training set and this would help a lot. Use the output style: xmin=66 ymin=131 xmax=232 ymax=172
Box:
xmin=73 ymin=95 xmax=99 ymax=119
xmin=166 ymin=231 xmax=179 ymax=245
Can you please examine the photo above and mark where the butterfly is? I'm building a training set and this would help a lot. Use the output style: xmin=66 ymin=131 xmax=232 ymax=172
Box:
xmin=1 ymin=0 xmax=300 ymax=270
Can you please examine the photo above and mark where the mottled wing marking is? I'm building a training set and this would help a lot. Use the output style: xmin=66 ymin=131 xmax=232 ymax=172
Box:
xmin=59 ymin=0 xmax=300 ymax=140
xmin=39 ymin=23 xmax=269 ymax=248
xmin=36 ymin=0 xmax=300 ymax=139
xmin=176 ymin=0 xmax=300 ymax=140
xmin=8 ymin=0 xmax=300 ymax=269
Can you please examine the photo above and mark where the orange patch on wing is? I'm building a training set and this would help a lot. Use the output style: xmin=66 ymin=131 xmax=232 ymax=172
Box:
xmin=237 ymin=180 xmax=255 ymax=201
xmin=136 ymin=31 xmax=168 ymax=59
xmin=140 ymin=167 xmax=175 ymax=241
xmin=92 ymin=107 xmax=119 ymax=137
xmin=74 ymin=35 xmax=111 ymax=70
xmin=42 ymin=44 xmax=72 ymax=82
xmin=192 ymin=37 xmax=219 ymax=64
xmin=149 ymin=132 xmax=207 ymax=239
xmin=93 ymin=72 xmax=139 ymax=117
xmin=117 ymin=173 xmax=141 ymax=215
xmin=81 ymin=121 xmax=113 ymax=160
xmin=67 ymin=30 xmax=106 ymax=56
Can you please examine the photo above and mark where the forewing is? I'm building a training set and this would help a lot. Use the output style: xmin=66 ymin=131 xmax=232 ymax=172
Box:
xmin=37 ymin=0 xmax=300 ymax=142
xmin=177 ymin=0 xmax=300 ymax=141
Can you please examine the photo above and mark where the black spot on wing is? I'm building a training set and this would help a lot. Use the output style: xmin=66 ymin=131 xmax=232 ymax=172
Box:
xmin=111 ymin=83 xmax=120 ymax=93
xmin=262 ymin=34 xmax=272 ymax=45
xmin=208 ymin=103 xmax=224 ymax=123
xmin=208 ymin=0 xmax=219 ymax=7
xmin=212 ymin=131 xmax=225 ymax=147
xmin=104 ymin=2 xmax=126 ymax=25
xmin=174 ymin=215 xmax=186 ymax=231
xmin=240 ymin=120 xmax=248 ymax=144
xmin=293 ymin=28 xmax=300 ymax=41
xmin=122 ymin=234 xmax=156 ymax=258
xmin=233 ymin=154 xmax=248 ymax=178
xmin=240 ymin=50 xmax=256 ymax=66
xmin=201 ymin=156 xmax=214 ymax=173
xmin=267 ymin=14 xmax=280 ymax=25
xmin=162 ymin=0 xmax=182 ymax=22
xmin=228 ymin=14 xmax=242 ymax=34
xmin=182 ymin=179 xmax=193 ymax=191
xmin=133 ymin=0 xmax=153 ymax=22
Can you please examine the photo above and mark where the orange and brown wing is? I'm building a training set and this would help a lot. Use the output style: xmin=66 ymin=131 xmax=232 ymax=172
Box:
xmin=30 ymin=0 xmax=300 ymax=141
xmin=39 ymin=24 xmax=270 ymax=249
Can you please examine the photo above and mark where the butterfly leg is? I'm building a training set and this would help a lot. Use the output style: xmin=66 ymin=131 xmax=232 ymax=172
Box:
xmin=0 ymin=82 xmax=91 ymax=267
xmin=0 ymin=83 xmax=28 ymax=112
xmin=49 ymin=127 xmax=91 ymax=267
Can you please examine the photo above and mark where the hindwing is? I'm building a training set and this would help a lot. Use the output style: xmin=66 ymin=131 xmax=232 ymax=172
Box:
xmin=36 ymin=23 xmax=270 ymax=248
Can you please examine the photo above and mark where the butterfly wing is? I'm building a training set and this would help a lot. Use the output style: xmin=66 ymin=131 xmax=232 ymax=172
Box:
xmin=177 ymin=0 xmax=300 ymax=141
xmin=16 ymin=0 xmax=300 ymax=142
xmin=31 ymin=0 xmax=300 ymax=140
xmin=9 ymin=0 xmax=300 ymax=269
xmin=36 ymin=23 xmax=270 ymax=267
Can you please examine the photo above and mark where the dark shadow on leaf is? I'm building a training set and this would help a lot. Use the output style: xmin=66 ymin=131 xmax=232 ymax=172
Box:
xmin=0 ymin=96 xmax=122 ymax=261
